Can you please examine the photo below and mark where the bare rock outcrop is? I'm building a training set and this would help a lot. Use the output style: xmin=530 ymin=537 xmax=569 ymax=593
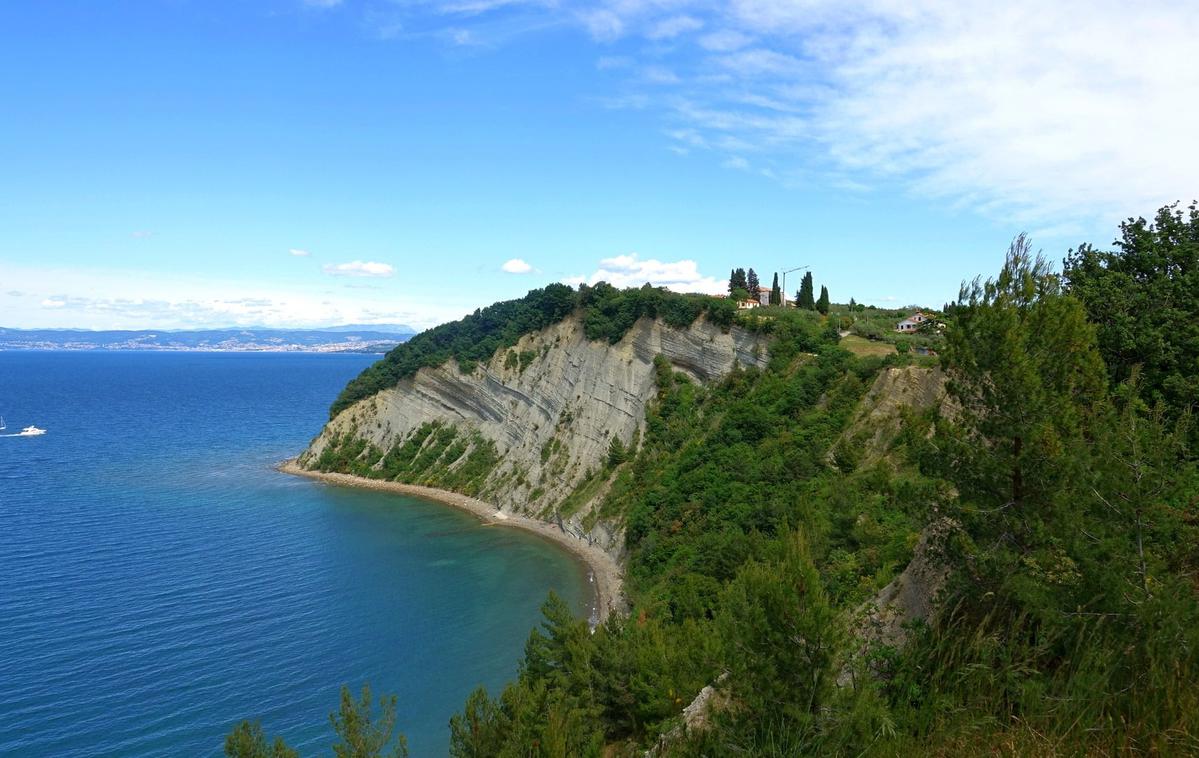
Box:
xmin=298 ymin=315 xmax=768 ymax=560
xmin=831 ymin=365 xmax=952 ymax=468
xmin=839 ymin=517 xmax=960 ymax=687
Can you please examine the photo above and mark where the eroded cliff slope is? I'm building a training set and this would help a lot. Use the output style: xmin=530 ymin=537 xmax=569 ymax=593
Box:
xmin=297 ymin=314 xmax=769 ymax=555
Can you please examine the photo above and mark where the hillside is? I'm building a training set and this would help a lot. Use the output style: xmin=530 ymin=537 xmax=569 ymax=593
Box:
xmin=299 ymin=312 xmax=768 ymax=560
xmin=251 ymin=211 xmax=1199 ymax=758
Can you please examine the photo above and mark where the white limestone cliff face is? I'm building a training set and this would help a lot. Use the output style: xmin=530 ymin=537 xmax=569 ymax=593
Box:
xmin=298 ymin=315 xmax=768 ymax=558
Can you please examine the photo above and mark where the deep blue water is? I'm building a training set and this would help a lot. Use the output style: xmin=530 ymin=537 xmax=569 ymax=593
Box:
xmin=0 ymin=352 xmax=588 ymax=756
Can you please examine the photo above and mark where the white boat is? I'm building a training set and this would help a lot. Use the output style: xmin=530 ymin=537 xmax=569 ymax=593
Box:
xmin=0 ymin=416 xmax=5 ymax=431
xmin=17 ymin=425 xmax=46 ymax=436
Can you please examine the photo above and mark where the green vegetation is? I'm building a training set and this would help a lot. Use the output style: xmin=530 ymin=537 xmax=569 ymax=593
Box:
xmin=313 ymin=422 xmax=499 ymax=496
xmin=226 ymin=685 xmax=407 ymax=758
xmin=797 ymin=270 xmax=814 ymax=309
xmin=239 ymin=203 xmax=1199 ymax=756
xmin=328 ymin=282 xmax=736 ymax=419
xmin=1064 ymin=201 xmax=1199 ymax=432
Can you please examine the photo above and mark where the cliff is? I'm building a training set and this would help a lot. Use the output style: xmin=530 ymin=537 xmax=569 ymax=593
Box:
xmin=296 ymin=314 xmax=769 ymax=559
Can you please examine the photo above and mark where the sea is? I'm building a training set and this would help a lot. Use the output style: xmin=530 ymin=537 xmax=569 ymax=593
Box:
xmin=0 ymin=351 xmax=589 ymax=757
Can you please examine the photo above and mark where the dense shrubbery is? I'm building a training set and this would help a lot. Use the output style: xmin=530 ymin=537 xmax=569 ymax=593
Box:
xmin=328 ymin=283 xmax=735 ymax=419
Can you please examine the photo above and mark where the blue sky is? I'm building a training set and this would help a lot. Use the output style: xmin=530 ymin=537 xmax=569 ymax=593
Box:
xmin=1 ymin=0 xmax=1194 ymax=330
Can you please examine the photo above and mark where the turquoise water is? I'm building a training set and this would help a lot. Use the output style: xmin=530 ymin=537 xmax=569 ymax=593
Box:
xmin=0 ymin=352 xmax=588 ymax=756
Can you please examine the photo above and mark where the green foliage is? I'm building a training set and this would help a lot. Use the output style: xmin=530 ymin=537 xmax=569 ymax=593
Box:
xmin=331 ymin=685 xmax=408 ymax=758
xmin=746 ymin=267 xmax=760 ymax=300
xmin=606 ymin=436 xmax=629 ymax=468
xmin=224 ymin=721 xmax=299 ymax=758
xmin=816 ymin=285 xmax=830 ymax=315
xmin=728 ymin=268 xmax=748 ymax=296
xmin=330 ymin=283 xmax=733 ymax=419
xmin=719 ymin=533 xmax=840 ymax=719
xmin=797 ymin=270 xmax=815 ymax=310
xmin=330 ymin=284 xmax=577 ymax=418
xmin=769 ymin=272 xmax=782 ymax=306
xmin=940 ymin=234 xmax=1107 ymax=539
xmin=225 ymin=685 xmax=407 ymax=758
xmin=1064 ymin=201 xmax=1199 ymax=431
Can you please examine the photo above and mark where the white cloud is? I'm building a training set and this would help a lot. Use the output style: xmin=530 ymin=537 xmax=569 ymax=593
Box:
xmin=501 ymin=258 xmax=534 ymax=274
xmin=322 ymin=260 xmax=395 ymax=278
xmin=1 ymin=263 xmax=466 ymax=330
xmin=130 ymin=230 xmax=153 ymax=239
xmin=288 ymin=248 xmax=311 ymax=257
xmin=303 ymin=0 xmax=342 ymax=7
xmin=642 ymin=66 xmax=680 ymax=85
xmin=412 ymin=0 xmax=1199 ymax=227
xmin=698 ymin=30 xmax=752 ymax=52
xmin=647 ymin=15 xmax=703 ymax=40
xmin=565 ymin=254 xmax=725 ymax=295
xmin=579 ymin=9 xmax=624 ymax=41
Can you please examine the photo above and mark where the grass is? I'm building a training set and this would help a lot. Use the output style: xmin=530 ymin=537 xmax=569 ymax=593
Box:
xmin=840 ymin=334 xmax=897 ymax=357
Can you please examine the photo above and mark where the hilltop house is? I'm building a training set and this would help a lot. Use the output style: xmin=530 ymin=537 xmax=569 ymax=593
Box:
xmin=895 ymin=311 xmax=930 ymax=333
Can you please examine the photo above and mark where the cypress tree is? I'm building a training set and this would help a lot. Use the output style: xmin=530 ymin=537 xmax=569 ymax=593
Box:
xmin=747 ymin=268 xmax=761 ymax=300
xmin=798 ymin=271 xmax=815 ymax=310
xmin=728 ymin=269 xmax=749 ymax=297
xmin=816 ymin=285 xmax=830 ymax=315
xmin=769 ymin=273 xmax=781 ymax=305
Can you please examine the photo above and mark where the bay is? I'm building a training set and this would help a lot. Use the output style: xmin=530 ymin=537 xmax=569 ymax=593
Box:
xmin=0 ymin=351 xmax=588 ymax=756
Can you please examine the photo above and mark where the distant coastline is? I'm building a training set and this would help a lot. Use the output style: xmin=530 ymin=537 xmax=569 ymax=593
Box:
xmin=277 ymin=460 xmax=625 ymax=625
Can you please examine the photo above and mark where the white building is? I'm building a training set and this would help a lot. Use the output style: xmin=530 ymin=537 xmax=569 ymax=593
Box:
xmin=895 ymin=312 xmax=930 ymax=332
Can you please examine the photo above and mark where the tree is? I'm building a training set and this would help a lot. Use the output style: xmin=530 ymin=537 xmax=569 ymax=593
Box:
xmin=728 ymin=268 xmax=748 ymax=297
xmin=449 ymin=688 xmax=506 ymax=757
xmin=718 ymin=532 xmax=841 ymax=724
xmin=849 ymin=297 xmax=856 ymax=310
xmin=769 ymin=273 xmax=782 ymax=306
xmin=797 ymin=271 xmax=815 ymax=310
xmin=816 ymin=285 xmax=830 ymax=315
xmin=1064 ymin=201 xmax=1199 ymax=433
xmin=747 ymin=268 xmax=761 ymax=301
xmin=225 ymin=722 xmax=299 ymax=758
xmin=940 ymin=234 xmax=1107 ymax=558
xmin=331 ymin=685 xmax=409 ymax=758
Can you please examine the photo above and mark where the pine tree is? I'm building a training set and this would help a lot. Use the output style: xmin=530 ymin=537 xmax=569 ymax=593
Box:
xmin=728 ymin=269 xmax=737 ymax=296
xmin=747 ymin=268 xmax=761 ymax=300
xmin=816 ymin=285 xmax=830 ymax=315
xmin=798 ymin=271 xmax=815 ymax=310
xmin=769 ymin=273 xmax=781 ymax=305
xmin=941 ymin=234 xmax=1107 ymax=550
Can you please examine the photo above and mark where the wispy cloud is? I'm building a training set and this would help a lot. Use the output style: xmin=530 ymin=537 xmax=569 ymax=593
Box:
xmin=386 ymin=0 xmax=1199 ymax=227
xmin=41 ymin=298 xmax=67 ymax=309
xmin=322 ymin=260 xmax=395 ymax=278
xmin=501 ymin=258 xmax=534 ymax=274
xmin=288 ymin=248 xmax=311 ymax=257
xmin=130 ymin=230 xmax=153 ymax=239
xmin=565 ymin=253 xmax=724 ymax=294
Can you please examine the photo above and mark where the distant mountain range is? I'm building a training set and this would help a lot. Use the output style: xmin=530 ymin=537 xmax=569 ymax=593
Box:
xmin=0 ymin=325 xmax=416 ymax=353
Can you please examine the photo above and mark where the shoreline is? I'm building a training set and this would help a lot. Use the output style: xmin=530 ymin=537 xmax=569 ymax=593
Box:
xmin=277 ymin=459 xmax=624 ymax=624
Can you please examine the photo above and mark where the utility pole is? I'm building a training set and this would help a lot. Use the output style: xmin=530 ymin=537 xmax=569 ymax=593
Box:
xmin=781 ymin=265 xmax=809 ymax=308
